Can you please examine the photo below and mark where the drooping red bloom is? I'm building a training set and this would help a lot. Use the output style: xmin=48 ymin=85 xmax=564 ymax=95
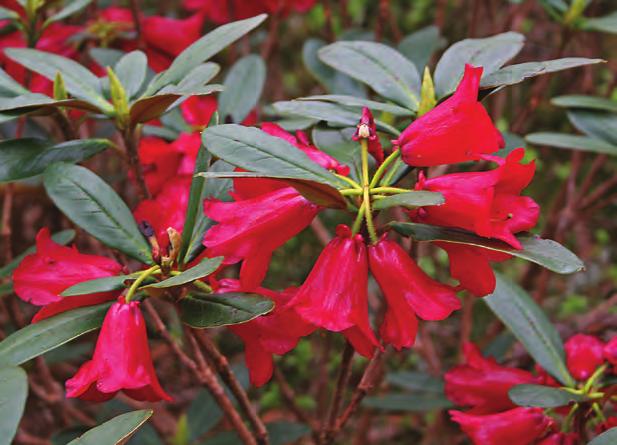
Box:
xmin=604 ymin=336 xmax=617 ymax=367
xmin=449 ymin=407 xmax=553 ymax=445
xmin=564 ymin=334 xmax=605 ymax=381
xmin=183 ymin=0 xmax=316 ymax=23
xmin=181 ymin=95 xmax=218 ymax=128
xmin=12 ymin=228 xmax=123 ymax=322
xmin=444 ymin=342 xmax=537 ymax=414
xmin=368 ymin=237 xmax=460 ymax=349
xmin=537 ymin=433 xmax=579 ymax=445
xmin=215 ymin=279 xmax=314 ymax=386
xmin=352 ymin=107 xmax=384 ymax=164
xmin=142 ymin=12 xmax=205 ymax=58
xmin=287 ymin=225 xmax=379 ymax=357
xmin=414 ymin=148 xmax=539 ymax=249
xmin=395 ymin=64 xmax=504 ymax=166
xmin=203 ymin=187 xmax=319 ymax=290
xmin=66 ymin=297 xmax=171 ymax=402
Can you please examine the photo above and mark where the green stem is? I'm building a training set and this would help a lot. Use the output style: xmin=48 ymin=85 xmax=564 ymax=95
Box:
xmin=370 ymin=186 xmax=409 ymax=194
xmin=126 ymin=265 xmax=160 ymax=302
xmin=351 ymin=202 xmax=366 ymax=235
xmin=562 ymin=403 xmax=579 ymax=433
xmin=360 ymin=140 xmax=378 ymax=244
xmin=369 ymin=149 xmax=401 ymax=188
xmin=583 ymin=363 xmax=607 ymax=393
xmin=380 ymin=157 xmax=404 ymax=187
xmin=340 ymin=189 xmax=364 ymax=196
xmin=335 ymin=173 xmax=362 ymax=190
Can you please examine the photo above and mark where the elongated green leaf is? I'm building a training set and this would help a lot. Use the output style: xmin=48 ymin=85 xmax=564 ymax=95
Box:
xmin=567 ymin=110 xmax=617 ymax=146
xmin=319 ymin=41 xmax=421 ymax=110
xmin=298 ymin=94 xmax=411 ymax=115
xmin=0 ymin=67 xmax=28 ymax=96
xmin=0 ymin=367 xmax=28 ymax=445
xmin=552 ymin=95 xmax=617 ymax=113
xmin=89 ymin=48 xmax=125 ymax=70
xmin=0 ymin=230 xmax=75 ymax=278
xmin=589 ymin=427 xmax=617 ymax=445
xmin=67 ymin=410 xmax=153 ymax=445
xmin=146 ymin=257 xmax=223 ymax=289
xmin=582 ymin=11 xmax=617 ymax=34
xmin=0 ymin=303 xmax=111 ymax=367
xmin=0 ymin=94 xmax=103 ymax=114
xmin=372 ymin=191 xmax=444 ymax=210
xmin=146 ymin=14 xmax=266 ymax=94
xmin=0 ymin=6 xmax=19 ymax=21
xmin=485 ymin=273 xmax=574 ymax=386
xmin=363 ymin=393 xmax=453 ymax=412
xmin=5 ymin=48 xmax=112 ymax=112
xmin=0 ymin=138 xmax=110 ymax=182
xmin=61 ymin=274 xmax=136 ymax=296
xmin=43 ymin=163 xmax=153 ymax=264
xmin=526 ymin=132 xmax=617 ymax=155
xmin=219 ymin=55 xmax=266 ymax=123
xmin=434 ymin=32 xmax=524 ymax=98
xmin=44 ymin=0 xmax=92 ymax=27
xmin=188 ymin=389 xmax=223 ymax=441
xmin=180 ymin=293 xmax=274 ymax=328
xmin=202 ymin=124 xmax=347 ymax=189
xmin=386 ymin=371 xmax=445 ymax=393
xmin=174 ymin=63 xmax=220 ymax=92
xmin=390 ymin=223 xmax=584 ymax=274
xmin=509 ymin=384 xmax=587 ymax=408
xmin=398 ymin=26 xmax=446 ymax=72
xmin=115 ymin=50 xmax=147 ymax=98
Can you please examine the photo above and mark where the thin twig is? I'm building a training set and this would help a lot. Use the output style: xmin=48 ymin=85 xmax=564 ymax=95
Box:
xmin=321 ymin=342 xmax=354 ymax=444
xmin=273 ymin=366 xmax=319 ymax=434
xmin=123 ymin=127 xmax=150 ymax=201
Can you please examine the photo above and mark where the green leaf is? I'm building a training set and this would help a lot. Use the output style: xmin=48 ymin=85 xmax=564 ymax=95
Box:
xmin=485 ymin=273 xmax=575 ymax=386
xmin=146 ymin=14 xmax=266 ymax=95
xmin=589 ymin=427 xmax=617 ymax=445
xmin=114 ymin=50 xmax=147 ymax=98
xmin=146 ymin=257 xmax=223 ymax=289
xmin=89 ymin=48 xmax=125 ymax=70
xmin=297 ymin=94 xmax=411 ymax=115
xmin=43 ymin=0 xmax=92 ymax=27
xmin=434 ymin=32 xmax=524 ymax=98
xmin=567 ymin=110 xmax=617 ymax=146
xmin=398 ymin=25 xmax=446 ymax=72
xmin=525 ymin=132 xmax=617 ymax=155
xmin=363 ymin=393 xmax=453 ymax=412
xmin=552 ymin=95 xmax=617 ymax=113
xmin=0 ymin=367 xmax=28 ymax=445
xmin=0 ymin=138 xmax=110 ymax=182
xmin=0 ymin=303 xmax=111 ymax=367
xmin=43 ymin=163 xmax=153 ymax=264
xmin=201 ymin=124 xmax=347 ymax=189
xmin=386 ymin=371 xmax=445 ymax=393
xmin=0 ymin=282 xmax=13 ymax=298
xmin=219 ymin=55 xmax=266 ymax=123
xmin=582 ymin=11 xmax=617 ymax=34
xmin=509 ymin=384 xmax=587 ymax=408
xmin=5 ymin=48 xmax=112 ymax=112
xmin=61 ymin=274 xmax=136 ymax=297
xmin=318 ymin=41 xmax=421 ymax=110
xmin=0 ymin=6 xmax=19 ymax=21
xmin=0 ymin=95 xmax=103 ymax=114
xmin=0 ymin=230 xmax=75 ymax=278
xmin=0 ymin=67 xmax=29 ymax=96
xmin=180 ymin=292 xmax=274 ymax=328
xmin=267 ymin=422 xmax=311 ymax=445
xmin=173 ymin=63 xmax=220 ymax=92
xmin=372 ymin=191 xmax=444 ymax=210
xmin=67 ymin=410 xmax=153 ymax=445
xmin=188 ymin=389 xmax=223 ymax=441
xmin=390 ymin=222 xmax=584 ymax=274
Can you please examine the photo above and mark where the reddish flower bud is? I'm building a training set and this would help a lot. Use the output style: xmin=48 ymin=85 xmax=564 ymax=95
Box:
xmin=352 ymin=107 xmax=384 ymax=164
xmin=564 ymin=334 xmax=605 ymax=381
xmin=394 ymin=64 xmax=504 ymax=167
xmin=537 ymin=433 xmax=579 ymax=445
xmin=445 ymin=342 xmax=537 ymax=414
xmin=66 ymin=297 xmax=172 ymax=402
xmin=368 ymin=237 xmax=460 ymax=349
xmin=288 ymin=225 xmax=379 ymax=357
xmin=13 ymin=228 xmax=123 ymax=322
xmin=604 ymin=335 xmax=617 ymax=367
xmin=449 ymin=407 xmax=553 ymax=445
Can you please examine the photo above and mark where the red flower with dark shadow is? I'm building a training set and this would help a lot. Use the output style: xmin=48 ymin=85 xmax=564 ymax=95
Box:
xmin=537 ymin=432 xmax=579 ymax=445
xmin=66 ymin=296 xmax=172 ymax=402
xmin=12 ymin=228 xmax=123 ymax=322
xmin=368 ymin=236 xmax=460 ymax=349
xmin=564 ymin=334 xmax=605 ymax=381
xmin=395 ymin=64 xmax=504 ymax=166
xmin=183 ymin=0 xmax=315 ymax=23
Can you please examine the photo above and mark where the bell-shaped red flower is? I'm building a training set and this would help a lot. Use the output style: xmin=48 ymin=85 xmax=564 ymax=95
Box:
xmin=445 ymin=342 xmax=537 ymax=414
xmin=564 ymin=334 xmax=605 ymax=381
xmin=216 ymin=279 xmax=314 ymax=386
xmin=413 ymin=148 xmax=539 ymax=249
xmin=66 ymin=297 xmax=171 ymax=402
xmin=181 ymin=95 xmax=218 ymax=128
xmin=368 ymin=237 xmax=460 ymax=349
xmin=537 ymin=433 xmax=579 ymax=445
xmin=450 ymin=407 xmax=553 ymax=445
xmin=12 ymin=228 xmax=123 ymax=322
xmin=142 ymin=12 xmax=205 ymax=58
xmin=183 ymin=0 xmax=316 ymax=23
xmin=352 ymin=107 xmax=384 ymax=164
xmin=395 ymin=64 xmax=504 ymax=167
xmin=203 ymin=187 xmax=319 ymax=290
xmin=604 ymin=335 xmax=617 ymax=367
xmin=287 ymin=225 xmax=379 ymax=357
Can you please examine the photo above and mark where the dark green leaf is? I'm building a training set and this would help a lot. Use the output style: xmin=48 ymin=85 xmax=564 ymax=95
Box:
xmin=318 ymin=41 xmax=421 ymax=110
xmin=582 ymin=11 xmax=617 ymax=34
xmin=509 ymin=384 xmax=587 ymax=408
xmin=391 ymin=223 xmax=584 ymax=274
xmin=188 ymin=389 xmax=223 ymax=441
xmin=0 ymin=67 xmax=28 ymax=96
xmin=0 ymin=138 xmax=110 ymax=182
xmin=567 ymin=110 xmax=617 ymax=146
xmin=89 ymin=48 xmax=125 ymax=70
xmin=115 ymin=50 xmax=147 ymax=98
xmin=363 ymin=393 xmax=453 ymax=412
xmin=0 ymin=95 xmax=103 ymax=114
xmin=61 ymin=274 xmax=136 ymax=297
xmin=0 ymin=367 xmax=28 ymax=445
xmin=588 ymin=427 xmax=617 ymax=445
xmin=44 ymin=0 xmax=92 ymax=27
xmin=43 ymin=163 xmax=152 ymax=264
xmin=398 ymin=26 xmax=446 ymax=72
xmin=526 ymin=132 xmax=617 ymax=155
xmin=267 ymin=422 xmax=311 ymax=445
xmin=372 ymin=191 xmax=444 ymax=210
xmin=0 ymin=6 xmax=19 ymax=21
xmin=434 ymin=32 xmax=524 ymax=98
xmin=0 ymin=303 xmax=112 ymax=367
xmin=67 ymin=410 xmax=153 ymax=445
xmin=0 ymin=282 xmax=13 ymax=298
xmin=146 ymin=257 xmax=223 ymax=289
xmin=386 ymin=371 xmax=445 ymax=393
xmin=180 ymin=292 xmax=274 ymax=328
xmin=552 ymin=95 xmax=617 ymax=113
xmin=297 ymin=94 xmax=411 ymax=115
xmin=173 ymin=63 xmax=220 ymax=92
xmin=485 ymin=273 xmax=574 ymax=386
xmin=219 ymin=54 xmax=266 ymax=123
xmin=311 ymin=127 xmax=362 ymax=182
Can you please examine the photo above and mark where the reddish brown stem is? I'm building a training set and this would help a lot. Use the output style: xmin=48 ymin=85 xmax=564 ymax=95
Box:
xmin=321 ymin=342 xmax=354 ymax=444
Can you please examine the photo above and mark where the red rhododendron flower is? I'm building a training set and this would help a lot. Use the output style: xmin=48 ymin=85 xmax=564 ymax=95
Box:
xmin=184 ymin=0 xmax=315 ymax=23
xmin=414 ymin=148 xmax=539 ymax=249
xmin=66 ymin=297 xmax=171 ymax=402
xmin=204 ymin=187 xmax=319 ymax=290
xmin=12 ymin=228 xmax=123 ymax=322
xmin=445 ymin=342 xmax=537 ymax=414
xmin=394 ymin=64 xmax=504 ymax=166
xmin=216 ymin=279 xmax=314 ymax=386
xmin=450 ymin=407 xmax=553 ymax=445
xmin=368 ymin=237 xmax=460 ymax=349
xmin=564 ymin=334 xmax=605 ymax=381
xmin=142 ymin=12 xmax=205 ymax=57
xmin=180 ymin=95 xmax=258 ymax=129
xmin=288 ymin=225 xmax=379 ymax=357
xmin=604 ymin=336 xmax=617 ymax=367
xmin=537 ymin=432 xmax=579 ymax=445
xmin=352 ymin=107 xmax=383 ymax=164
